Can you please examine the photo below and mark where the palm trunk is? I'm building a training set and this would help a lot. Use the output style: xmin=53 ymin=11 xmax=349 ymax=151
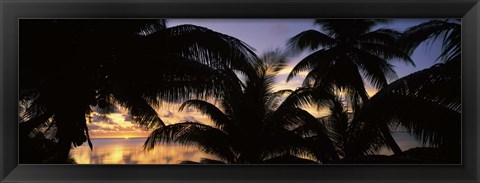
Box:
xmin=380 ymin=125 xmax=402 ymax=154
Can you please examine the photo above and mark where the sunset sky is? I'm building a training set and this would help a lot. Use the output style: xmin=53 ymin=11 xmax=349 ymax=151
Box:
xmin=86 ymin=19 xmax=444 ymax=139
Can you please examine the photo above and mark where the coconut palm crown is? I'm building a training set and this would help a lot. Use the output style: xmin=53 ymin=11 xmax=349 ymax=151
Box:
xmin=347 ymin=19 xmax=462 ymax=161
xmin=144 ymin=50 xmax=339 ymax=164
xmin=286 ymin=19 xmax=416 ymax=155
xmin=287 ymin=19 xmax=414 ymax=109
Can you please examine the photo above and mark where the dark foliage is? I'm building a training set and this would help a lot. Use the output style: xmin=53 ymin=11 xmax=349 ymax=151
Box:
xmin=19 ymin=19 xmax=258 ymax=163
xmin=344 ymin=19 xmax=461 ymax=161
xmin=287 ymin=19 xmax=413 ymax=107
xmin=144 ymin=50 xmax=339 ymax=164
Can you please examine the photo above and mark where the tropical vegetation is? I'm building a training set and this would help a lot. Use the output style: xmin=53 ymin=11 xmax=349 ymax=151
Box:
xmin=144 ymin=50 xmax=340 ymax=164
xmin=348 ymin=19 xmax=461 ymax=162
xmin=19 ymin=19 xmax=461 ymax=164
xmin=19 ymin=19 xmax=257 ymax=163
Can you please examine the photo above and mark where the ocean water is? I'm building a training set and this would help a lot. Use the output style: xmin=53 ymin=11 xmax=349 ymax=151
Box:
xmin=378 ymin=132 xmax=424 ymax=155
xmin=70 ymin=133 xmax=423 ymax=164
xmin=70 ymin=138 xmax=207 ymax=164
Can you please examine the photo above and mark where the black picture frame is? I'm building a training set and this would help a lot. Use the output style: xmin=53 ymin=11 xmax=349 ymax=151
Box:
xmin=1 ymin=0 xmax=479 ymax=182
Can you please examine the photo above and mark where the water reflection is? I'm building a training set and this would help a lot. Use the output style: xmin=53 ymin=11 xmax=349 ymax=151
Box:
xmin=70 ymin=133 xmax=423 ymax=164
xmin=70 ymin=138 xmax=208 ymax=164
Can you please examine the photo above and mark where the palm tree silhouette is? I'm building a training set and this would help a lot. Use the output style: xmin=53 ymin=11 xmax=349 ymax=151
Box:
xmin=350 ymin=57 xmax=460 ymax=161
xmin=315 ymin=96 xmax=351 ymax=158
xmin=19 ymin=19 xmax=258 ymax=163
xmin=144 ymin=50 xmax=339 ymax=164
xmin=287 ymin=19 xmax=414 ymax=103
xmin=286 ymin=19 xmax=414 ymax=155
xmin=348 ymin=19 xmax=461 ymax=161
xmin=19 ymin=120 xmax=77 ymax=164
xmin=398 ymin=19 xmax=460 ymax=63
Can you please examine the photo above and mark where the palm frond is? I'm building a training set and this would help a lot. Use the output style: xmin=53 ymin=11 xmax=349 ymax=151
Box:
xmin=265 ymin=89 xmax=293 ymax=110
xmin=398 ymin=19 xmax=460 ymax=62
xmin=142 ymin=24 xmax=259 ymax=77
xmin=286 ymin=48 xmax=337 ymax=82
xmin=284 ymin=108 xmax=339 ymax=162
xmin=315 ymin=19 xmax=389 ymax=38
xmin=19 ymin=111 xmax=53 ymax=137
xmin=351 ymin=47 xmax=398 ymax=89
xmin=358 ymin=28 xmax=401 ymax=46
xmin=258 ymin=130 xmax=316 ymax=162
xmin=438 ymin=26 xmax=461 ymax=62
xmin=112 ymin=89 xmax=165 ymax=130
xmin=286 ymin=29 xmax=337 ymax=55
xmin=113 ymin=53 xmax=229 ymax=103
xmin=180 ymin=158 xmax=226 ymax=164
xmin=144 ymin=122 xmax=235 ymax=163
xmin=352 ymin=56 xmax=460 ymax=154
xmin=318 ymin=96 xmax=350 ymax=156
xmin=256 ymin=49 xmax=288 ymax=76
xmin=179 ymin=100 xmax=230 ymax=132
xmin=262 ymin=154 xmax=318 ymax=164
xmin=277 ymin=87 xmax=334 ymax=111
xmin=356 ymin=42 xmax=415 ymax=66
xmin=316 ymin=57 xmax=370 ymax=102
xmin=355 ymin=29 xmax=415 ymax=66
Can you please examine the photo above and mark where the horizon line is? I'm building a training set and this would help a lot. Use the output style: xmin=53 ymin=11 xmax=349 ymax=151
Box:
xmin=89 ymin=137 xmax=148 ymax=139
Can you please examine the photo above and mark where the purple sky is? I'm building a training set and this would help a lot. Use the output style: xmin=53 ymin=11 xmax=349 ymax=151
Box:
xmin=168 ymin=19 xmax=445 ymax=92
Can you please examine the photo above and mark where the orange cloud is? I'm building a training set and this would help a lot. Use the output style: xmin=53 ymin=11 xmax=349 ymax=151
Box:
xmin=87 ymin=110 xmax=150 ymax=138
xmin=87 ymin=101 xmax=216 ymax=138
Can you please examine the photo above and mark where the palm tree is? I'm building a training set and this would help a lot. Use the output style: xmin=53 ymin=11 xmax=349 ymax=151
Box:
xmin=19 ymin=19 xmax=258 ymax=163
xmin=349 ymin=57 xmax=460 ymax=161
xmin=287 ymin=19 xmax=414 ymax=105
xmin=347 ymin=19 xmax=461 ymax=161
xmin=144 ymin=50 xmax=339 ymax=164
xmin=286 ymin=19 xmax=414 ymax=155
xmin=19 ymin=121 xmax=77 ymax=164
xmin=316 ymin=96 xmax=351 ymax=158
xmin=398 ymin=19 xmax=460 ymax=63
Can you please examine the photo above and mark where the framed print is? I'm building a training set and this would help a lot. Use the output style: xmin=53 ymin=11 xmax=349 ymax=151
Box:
xmin=1 ymin=0 xmax=479 ymax=182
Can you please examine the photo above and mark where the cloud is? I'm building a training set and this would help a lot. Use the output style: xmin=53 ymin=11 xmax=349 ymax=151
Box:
xmin=162 ymin=111 xmax=175 ymax=118
xmin=182 ymin=116 xmax=197 ymax=122
xmin=123 ymin=114 xmax=134 ymax=121
xmin=185 ymin=108 xmax=195 ymax=113
xmin=90 ymin=114 xmax=117 ymax=125
xmin=87 ymin=109 xmax=150 ymax=138
xmin=104 ymin=118 xmax=117 ymax=125
xmin=87 ymin=124 xmax=103 ymax=130
xmin=182 ymin=151 xmax=197 ymax=159
xmin=92 ymin=105 xmax=122 ymax=115
xmin=163 ymin=156 xmax=173 ymax=164
xmin=87 ymin=101 xmax=214 ymax=138
xmin=89 ymin=113 xmax=105 ymax=123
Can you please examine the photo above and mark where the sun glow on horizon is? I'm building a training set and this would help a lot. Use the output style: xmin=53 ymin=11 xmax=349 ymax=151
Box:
xmin=86 ymin=85 xmax=379 ymax=139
